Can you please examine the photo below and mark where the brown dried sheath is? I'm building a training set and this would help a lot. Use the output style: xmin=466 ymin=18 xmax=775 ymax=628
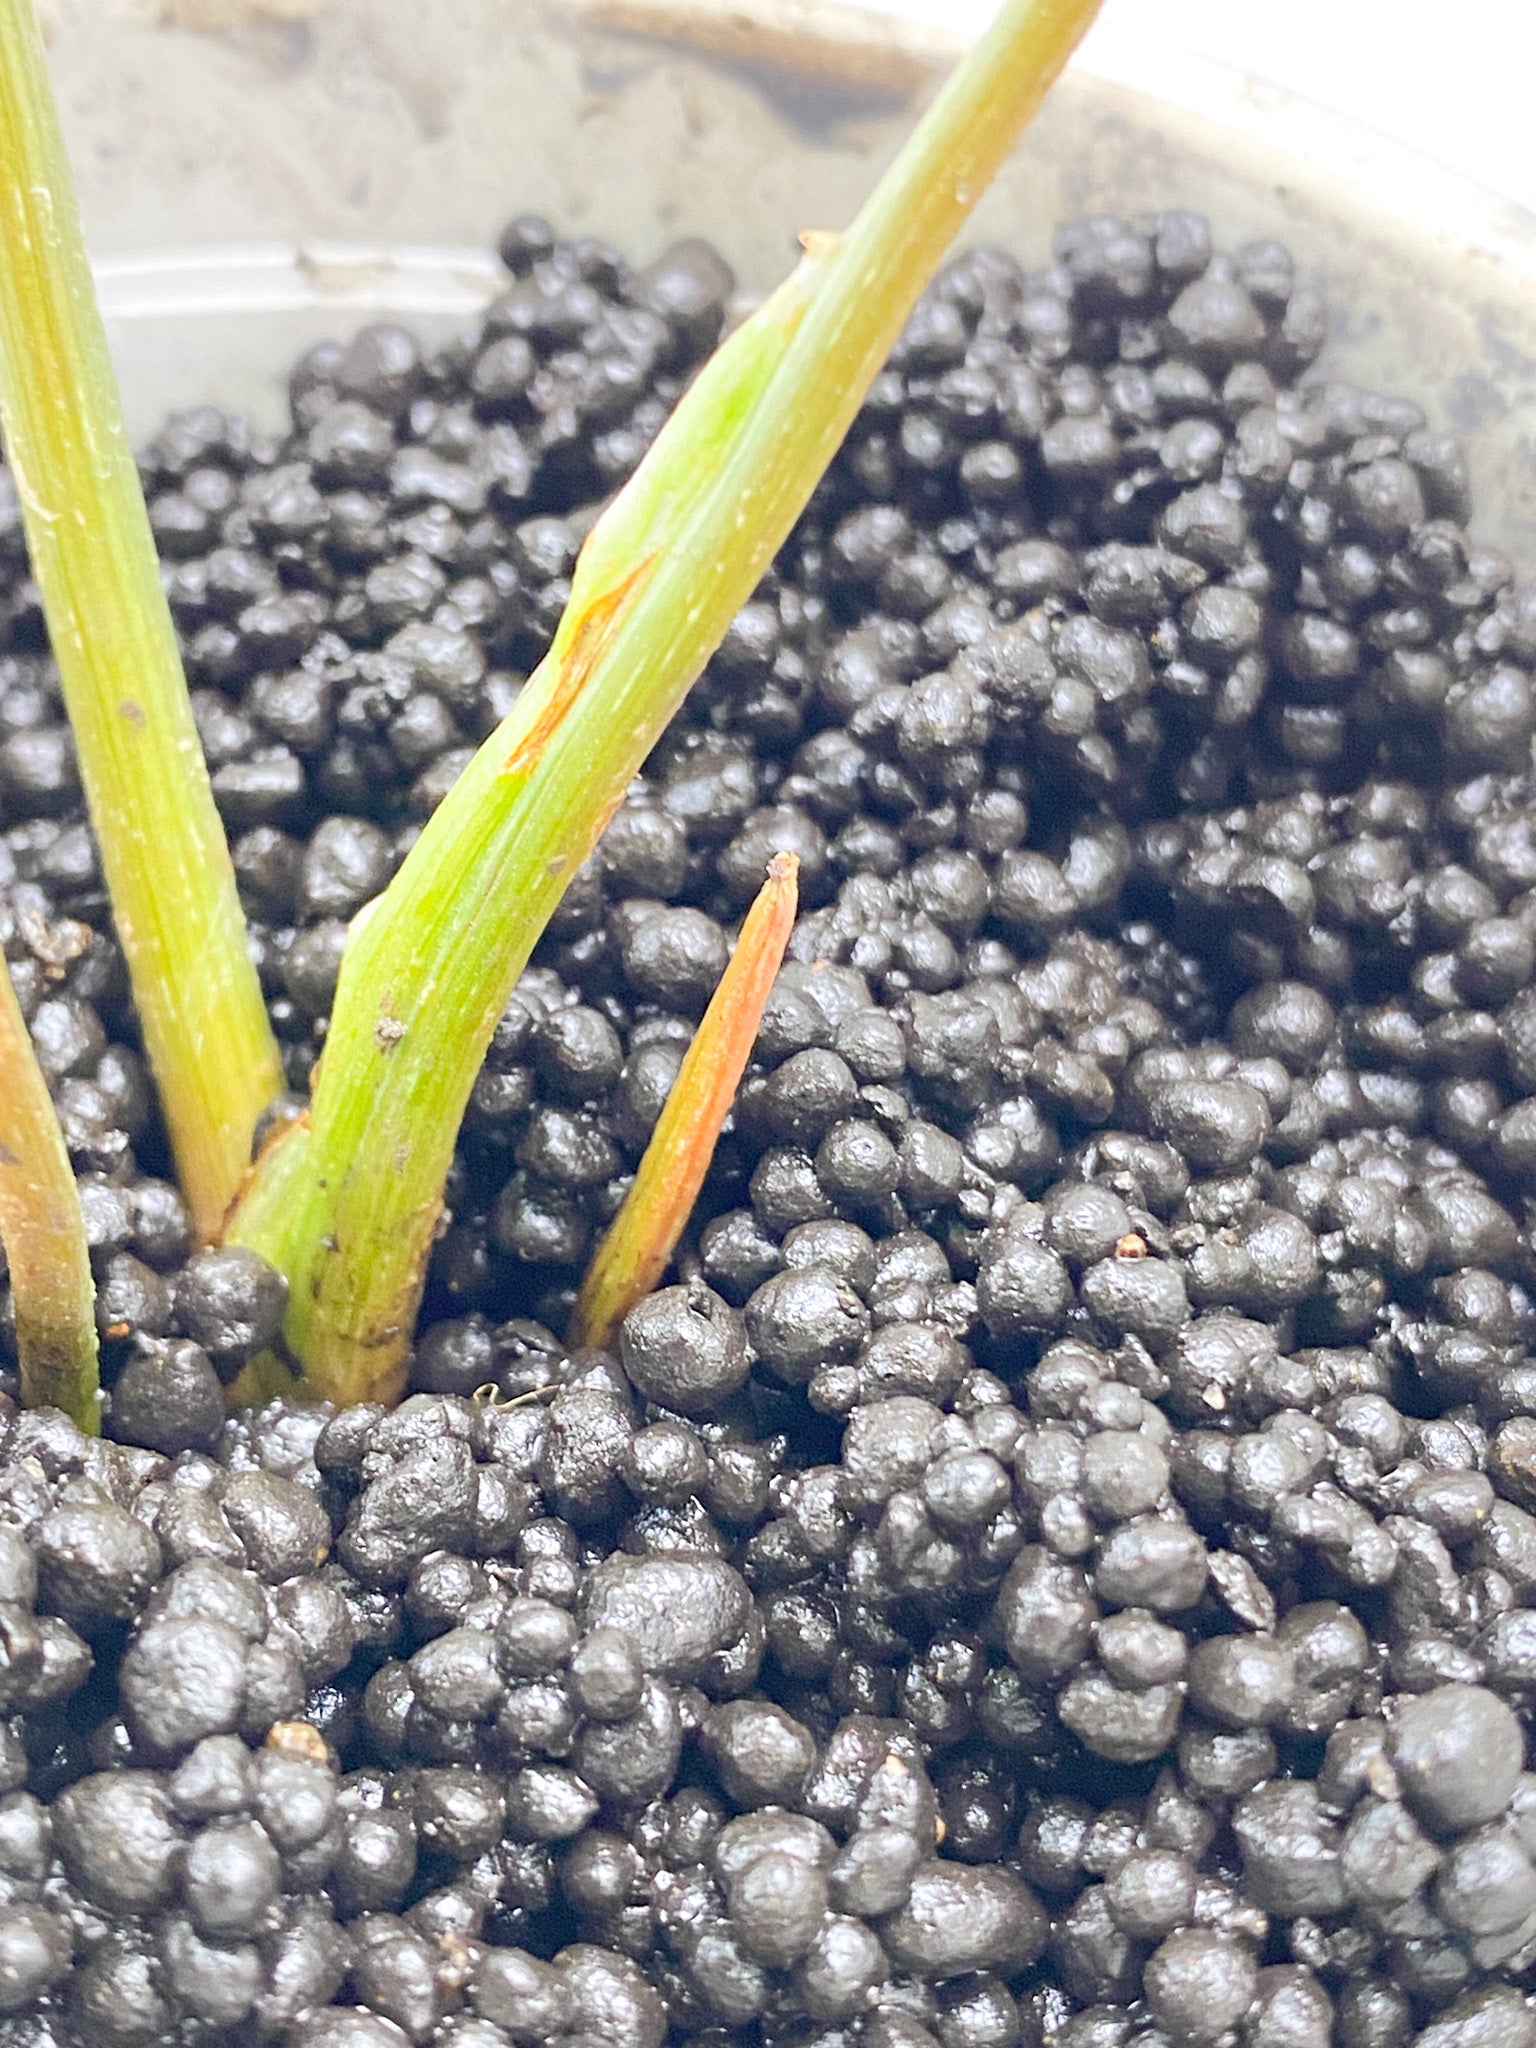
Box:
xmin=572 ymin=851 xmax=800 ymax=1352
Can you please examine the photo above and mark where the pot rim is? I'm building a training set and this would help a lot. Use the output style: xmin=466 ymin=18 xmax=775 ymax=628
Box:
xmin=576 ymin=0 xmax=1536 ymax=282
xmin=84 ymin=0 xmax=1536 ymax=316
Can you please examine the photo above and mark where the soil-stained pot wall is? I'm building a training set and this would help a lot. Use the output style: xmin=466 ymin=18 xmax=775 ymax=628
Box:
xmin=38 ymin=0 xmax=1536 ymax=560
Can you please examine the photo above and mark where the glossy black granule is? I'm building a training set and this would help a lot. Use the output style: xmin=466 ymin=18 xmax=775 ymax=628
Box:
xmin=0 ymin=207 xmax=1535 ymax=2042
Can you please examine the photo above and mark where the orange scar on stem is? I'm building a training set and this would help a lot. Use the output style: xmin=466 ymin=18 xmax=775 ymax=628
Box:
xmin=501 ymin=552 xmax=656 ymax=781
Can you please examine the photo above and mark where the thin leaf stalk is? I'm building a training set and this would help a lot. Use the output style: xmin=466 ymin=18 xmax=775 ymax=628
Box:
xmin=0 ymin=0 xmax=283 ymax=1241
xmin=0 ymin=956 xmax=98 ymax=1429
xmin=230 ymin=0 xmax=1104 ymax=1405
xmin=572 ymin=852 xmax=799 ymax=1354
xmin=228 ymin=245 xmax=832 ymax=1405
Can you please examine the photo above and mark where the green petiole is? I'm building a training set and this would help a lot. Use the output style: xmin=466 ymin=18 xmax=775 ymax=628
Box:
xmin=229 ymin=0 xmax=1105 ymax=1405
xmin=0 ymin=0 xmax=283 ymax=1244
xmin=0 ymin=954 xmax=98 ymax=1430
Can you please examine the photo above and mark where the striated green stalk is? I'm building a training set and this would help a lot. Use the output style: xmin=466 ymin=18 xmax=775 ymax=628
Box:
xmin=228 ymin=259 xmax=829 ymax=1403
xmin=0 ymin=957 xmax=98 ymax=1429
xmin=0 ymin=0 xmax=283 ymax=1243
xmin=230 ymin=0 xmax=1104 ymax=1406
xmin=573 ymin=852 xmax=800 ymax=1355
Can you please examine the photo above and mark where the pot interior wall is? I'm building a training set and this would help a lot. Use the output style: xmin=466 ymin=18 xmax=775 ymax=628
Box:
xmin=45 ymin=0 xmax=1536 ymax=560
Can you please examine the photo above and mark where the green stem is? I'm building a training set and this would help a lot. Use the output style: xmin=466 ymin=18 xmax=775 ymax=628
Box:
xmin=0 ymin=0 xmax=283 ymax=1242
xmin=230 ymin=0 xmax=1104 ymax=1406
xmin=0 ymin=956 xmax=98 ymax=1429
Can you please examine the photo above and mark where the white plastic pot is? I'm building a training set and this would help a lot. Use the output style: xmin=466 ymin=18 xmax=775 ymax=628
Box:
xmin=42 ymin=0 xmax=1536 ymax=558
